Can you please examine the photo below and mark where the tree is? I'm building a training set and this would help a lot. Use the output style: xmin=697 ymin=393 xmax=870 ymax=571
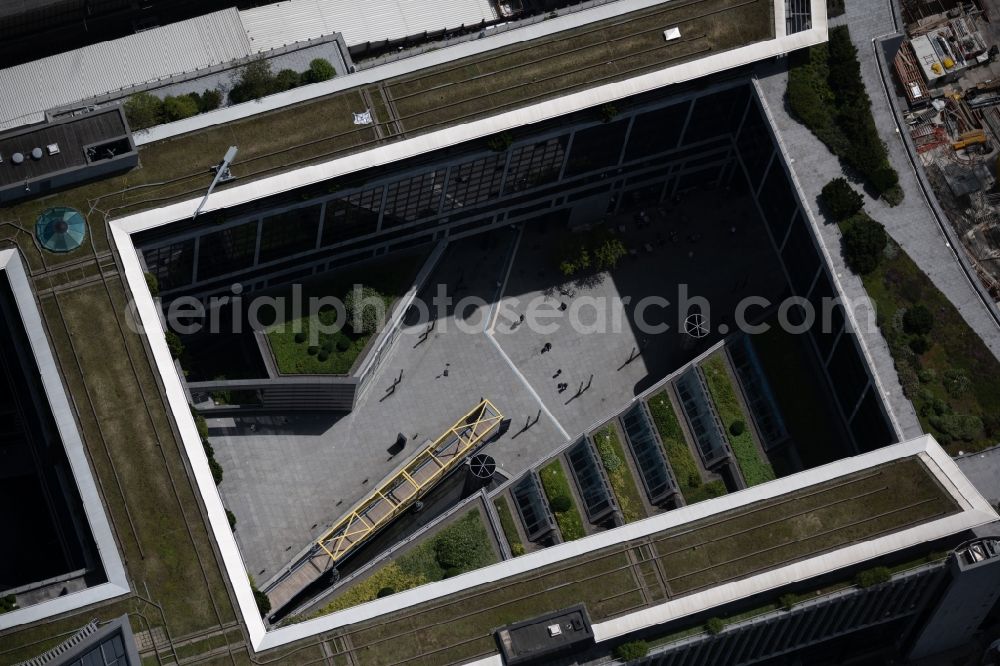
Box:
xmin=162 ymin=95 xmax=200 ymax=122
xmin=854 ymin=566 xmax=890 ymax=588
xmin=144 ymin=272 xmax=160 ymax=297
xmin=486 ymin=131 xmax=514 ymax=152
xmin=191 ymin=89 xmax=222 ymax=112
xmin=305 ymin=58 xmax=336 ymax=83
xmin=820 ymin=177 xmax=863 ymax=221
xmin=226 ymin=509 xmax=237 ymax=530
xmin=230 ymin=59 xmax=275 ymax=103
xmin=705 ymin=617 xmax=725 ymax=634
xmin=779 ymin=593 xmax=798 ymax=611
xmin=903 ymin=304 xmax=934 ymax=336
xmin=165 ymin=330 xmax=185 ymax=359
xmin=841 ymin=215 xmax=887 ymax=275
xmin=594 ymin=237 xmax=627 ymax=271
xmin=253 ymin=585 xmax=271 ymax=617
xmin=613 ymin=640 xmax=649 ymax=661
xmin=274 ymin=69 xmax=302 ymax=91
xmin=123 ymin=92 xmax=163 ymax=130
xmin=344 ymin=285 xmax=386 ymax=335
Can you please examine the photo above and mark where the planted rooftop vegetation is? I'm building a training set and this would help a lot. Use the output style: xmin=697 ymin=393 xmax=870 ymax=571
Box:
xmin=646 ymin=390 xmax=727 ymax=504
xmin=701 ymin=355 xmax=776 ymax=486
xmin=311 ymin=509 xmax=498 ymax=615
xmin=540 ymin=460 xmax=586 ymax=541
xmin=593 ymin=424 xmax=647 ymax=522
xmin=337 ymin=457 xmax=955 ymax=666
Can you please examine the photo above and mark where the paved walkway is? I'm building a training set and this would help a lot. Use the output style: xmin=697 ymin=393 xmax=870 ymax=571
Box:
xmin=753 ymin=0 xmax=1000 ymax=439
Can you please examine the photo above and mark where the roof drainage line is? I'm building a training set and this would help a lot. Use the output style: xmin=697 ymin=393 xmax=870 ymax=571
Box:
xmin=870 ymin=34 xmax=1000 ymax=334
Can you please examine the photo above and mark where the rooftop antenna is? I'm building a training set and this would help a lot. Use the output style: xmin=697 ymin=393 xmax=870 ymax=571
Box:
xmin=193 ymin=146 xmax=238 ymax=220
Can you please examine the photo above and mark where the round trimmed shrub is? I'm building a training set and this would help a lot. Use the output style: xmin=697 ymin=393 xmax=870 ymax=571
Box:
xmin=307 ymin=345 xmax=319 ymax=356
xmin=549 ymin=495 xmax=572 ymax=513
xmin=821 ymin=177 xmax=864 ymax=221
xmin=705 ymin=617 xmax=725 ymax=635
xmin=336 ymin=338 xmax=350 ymax=352
xmin=376 ymin=586 xmax=395 ymax=598
xmin=294 ymin=332 xmax=306 ymax=344
xmin=841 ymin=215 xmax=887 ymax=275
xmin=729 ymin=420 xmax=746 ymax=436
xmin=306 ymin=58 xmax=336 ymax=83
xmin=317 ymin=351 xmax=330 ymax=362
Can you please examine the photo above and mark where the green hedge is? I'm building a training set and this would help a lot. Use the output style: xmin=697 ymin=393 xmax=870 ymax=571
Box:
xmin=594 ymin=425 xmax=645 ymax=522
xmin=539 ymin=460 xmax=586 ymax=541
xmin=494 ymin=497 xmax=525 ymax=556
xmin=701 ymin=356 xmax=775 ymax=486
xmin=787 ymin=26 xmax=902 ymax=205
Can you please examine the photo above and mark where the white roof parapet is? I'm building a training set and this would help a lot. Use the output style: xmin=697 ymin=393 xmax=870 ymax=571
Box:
xmin=0 ymin=250 xmax=130 ymax=631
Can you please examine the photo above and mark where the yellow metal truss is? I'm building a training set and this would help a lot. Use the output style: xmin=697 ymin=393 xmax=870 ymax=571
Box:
xmin=316 ymin=399 xmax=503 ymax=563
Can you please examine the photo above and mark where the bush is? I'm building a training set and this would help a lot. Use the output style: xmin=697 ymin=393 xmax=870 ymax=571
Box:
xmin=599 ymin=104 xmax=618 ymax=123
xmin=903 ymin=304 xmax=934 ymax=336
xmin=841 ymin=215 xmax=887 ymax=275
xmin=909 ymin=336 xmax=929 ymax=355
xmin=930 ymin=413 xmax=983 ymax=443
xmin=226 ymin=509 xmax=237 ymax=530
xmin=549 ymin=494 xmax=572 ymax=513
xmin=208 ymin=456 xmax=224 ymax=485
xmin=594 ymin=237 xmax=627 ymax=271
xmin=854 ymin=566 xmax=890 ymax=588
xmin=336 ymin=338 xmax=350 ymax=352
xmin=162 ymin=94 xmax=199 ymax=122
xmin=820 ymin=177 xmax=863 ymax=221
xmin=376 ymin=586 xmax=395 ymax=598
xmin=344 ymin=285 xmax=386 ymax=335
xmin=274 ymin=69 xmax=302 ymax=91
xmin=613 ymin=640 xmax=649 ymax=661
xmin=230 ymin=59 xmax=275 ymax=103
xmin=787 ymin=27 xmax=902 ymax=204
xmin=305 ymin=58 xmax=336 ymax=83
xmin=294 ymin=332 xmax=306 ymax=344
xmin=317 ymin=351 xmax=330 ymax=362
xmin=144 ymin=272 xmax=160 ymax=297
xmin=253 ymin=585 xmax=272 ymax=617
xmin=729 ymin=420 xmax=746 ymax=436
xmin=165 ymin=330 xmax=184 ymax=359
xmin=511 ymin=542 xmax=526 ymax=556
xmin=943 ymin=369 xmax=971 ymax=397
xmin=705 ymin=617 xmax=725 ymax=634
xmin=779 ymin=593 xmax=798 ymax=610
xmin=123 ymin=92 xmax=163 ymax=130
xmin=0 ymin=595 xmax=16 ymax=613
xmin=307 ymin=345 xmax=319 ymax=356
xmin=191 ymin=89 xmax=223 ymax=113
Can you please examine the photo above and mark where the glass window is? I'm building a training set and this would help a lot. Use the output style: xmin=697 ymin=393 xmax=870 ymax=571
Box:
xmin=258 ymin=204 xmax=321 ymax=263
xmin=443 ymin=155 xmax=504 ymax=211
xmin=625 ymin=101 xmax=691 ymax=161
xmin=197 ymin=220 xmax=258 ymax=281
xmin=383 ymin=170 xmax=447 ymax=225
xmin=321 ymin=186 xmax=383 ymax=246
xmin=503 ymin=136 xmax=569 ymax=195
xmin=565 ymin=119 xmax=629 ymax=177
xmin=567 ymin=437 xmax=615 ymax=521
xmin=142 ymin=238 xmax=195 ymax=291
xmin=620 ymin=403 xmax=675 ymax=503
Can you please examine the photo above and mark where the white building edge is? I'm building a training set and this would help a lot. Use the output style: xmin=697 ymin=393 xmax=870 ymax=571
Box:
xmin=0 ymin=250 xmax=130 ymax=632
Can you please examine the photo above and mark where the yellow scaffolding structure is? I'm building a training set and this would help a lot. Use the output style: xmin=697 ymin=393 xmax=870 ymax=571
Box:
xmin=316 ymin=399 xmax=504 ymax=564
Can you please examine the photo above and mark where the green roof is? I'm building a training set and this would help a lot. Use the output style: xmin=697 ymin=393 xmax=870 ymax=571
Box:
xmin=330 ymin=458 xmax=955 ymax=666
xmin=0 ymin=0 xmax=774 ymax=275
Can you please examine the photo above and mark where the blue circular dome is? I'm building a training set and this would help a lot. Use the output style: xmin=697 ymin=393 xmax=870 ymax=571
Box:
xmin=36 ymin=207 xmax=87 ymax=253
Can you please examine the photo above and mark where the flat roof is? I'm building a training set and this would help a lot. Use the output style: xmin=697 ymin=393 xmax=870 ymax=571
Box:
xmin=304 ymin=445 xmax=979 ymax=665
xmin=0 ymin=107 xmax=131 ymax=188
xmin=0 ymin=9 xmax=252 ymax=131
xmin=240 ymin=0 xmax=497 ymax=51
xmin=2 ymin=0 xmax=786 ymax=238
xmin=0 ymin=249 xmax=129 ymax=631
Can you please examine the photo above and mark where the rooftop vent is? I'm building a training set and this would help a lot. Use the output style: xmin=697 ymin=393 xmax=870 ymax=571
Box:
xmin=664 ymin=27 xmax=681 ymax=41
xmin=31 ymin=147 xmax=42 ymax=160
xmin=11 ymin=152 xmax=24 ymax=165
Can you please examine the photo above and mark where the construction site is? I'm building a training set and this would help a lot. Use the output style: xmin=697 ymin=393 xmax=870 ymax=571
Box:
xmin=892 ymin=0 xmax=1000 ymax=303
